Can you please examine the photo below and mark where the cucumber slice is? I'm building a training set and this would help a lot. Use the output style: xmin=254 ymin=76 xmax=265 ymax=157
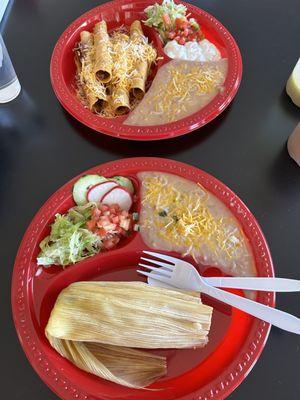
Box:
xmin=73 ymin=175 xmax=107 ymax=205
xmin=112 ymin=176 xmax=134 ymax=194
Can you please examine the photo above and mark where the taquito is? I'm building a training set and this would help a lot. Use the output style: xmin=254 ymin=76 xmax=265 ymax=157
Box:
xmin=111 ymin=87 xmax=131 ymax=114
xmin=129 ymin=21 xmax=148 ymax=99
xmin=93 ymin=21 xmax=113 ymax=83
xmin=76 ymin=30 xmax=107 ymax=111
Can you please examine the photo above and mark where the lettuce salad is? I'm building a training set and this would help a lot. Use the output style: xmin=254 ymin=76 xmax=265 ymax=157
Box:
xmin=37 ymin=203 xmax=101 ymax=267
xmin=144 ymin=0 xmax=199 ymax=43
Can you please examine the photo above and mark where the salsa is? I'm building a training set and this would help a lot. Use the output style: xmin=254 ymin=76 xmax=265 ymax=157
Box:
xmin=86 ymin=203 xmax=133 ymax=249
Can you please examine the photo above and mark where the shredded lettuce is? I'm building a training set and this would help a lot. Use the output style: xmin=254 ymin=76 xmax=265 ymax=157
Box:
xmin=37 ymin=203 xmax=102 ymax=267
xmin=144 ymin=0 xmax=187 ymax=42
xmin=189 ymin=18 xmax=200 ymax=31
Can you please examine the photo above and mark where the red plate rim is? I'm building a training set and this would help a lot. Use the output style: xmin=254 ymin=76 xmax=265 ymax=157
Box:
xmin=11 ymin=157 xmax=274 ymax=400
xmin=50 ymin=0 xmax=243 ymax=141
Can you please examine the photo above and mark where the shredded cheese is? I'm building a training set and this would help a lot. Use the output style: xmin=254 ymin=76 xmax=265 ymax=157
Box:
xmin=141 ymin=62 xmax=224 ymax=123
xmin=76 ymin=42 xmax=107 ymax=101
xmin=141 ymin=175 xmax=247 ymax=262
xmin=110 ymin=30 xmax=157 ymax=92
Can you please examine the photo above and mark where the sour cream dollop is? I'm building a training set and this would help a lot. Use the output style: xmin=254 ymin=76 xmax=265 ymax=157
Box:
xmin=164 ymin=39 xmax=221 ymax=62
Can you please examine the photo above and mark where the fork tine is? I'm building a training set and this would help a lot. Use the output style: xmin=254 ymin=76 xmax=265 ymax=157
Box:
xmin=142 ymin=251 xmax=177 ymax=265
xmin=138 ymin=263 xmax=172 ymax=277
xmin=137 ymin=270 xmax=173 ymax=285
xmin=140 ymin=257 xmax=174 ymax=270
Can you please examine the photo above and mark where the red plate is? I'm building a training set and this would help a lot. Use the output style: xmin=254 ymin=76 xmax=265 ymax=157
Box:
xmin=12 ymin=158 xmax=274 ymax=400
xmin=50 ymin=0 xmax=242 ymax=140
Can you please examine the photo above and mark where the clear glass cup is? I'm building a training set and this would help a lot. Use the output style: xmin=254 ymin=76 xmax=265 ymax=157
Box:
xmin=0 ymin=33 xmax=21 ymax=103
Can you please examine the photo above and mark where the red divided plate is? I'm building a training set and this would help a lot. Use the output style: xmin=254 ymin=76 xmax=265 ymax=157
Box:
xmin=50 ymin=0 xmax=242 ymax=140
xmin=11 ymin=158 xmax=274 ymax=400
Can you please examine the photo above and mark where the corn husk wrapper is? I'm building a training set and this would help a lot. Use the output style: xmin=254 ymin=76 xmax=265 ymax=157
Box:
xmin=47 ymin=336 xmax=166 ymax=388
xmin=46 ymin=281 xmax=212 ymax=388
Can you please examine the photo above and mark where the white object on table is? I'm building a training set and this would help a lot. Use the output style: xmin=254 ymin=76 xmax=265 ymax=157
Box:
xmin=0 ymin=0 xmax=9 ymax=23
xmin=137 ymin=251 xmax=300 ymax=334
xmin=286 ymin=57 xmax=300 ymax=107
xmin=0 ymin=33 xmax=21 ymax=103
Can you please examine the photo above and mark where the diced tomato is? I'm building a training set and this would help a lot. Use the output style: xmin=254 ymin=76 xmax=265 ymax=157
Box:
xmin=103 ymin=236 xmax=120 ymax=250
xmin=116 ymin=226 xmax=125 ymax=235
xmin=88 ymin=202 xmax=135 ymax=250
xmin=96 ymin=227 xmax=107 ymax=237
xmin=176 ymin=28 xmax=184 ymax=35
xmin=162 ymin=13 xmax=171 ymax=26
xmin=101 ymin=220 xmax=111 ymax=228
xmin=101 ymin=221 xmax=112 ymax=230
xmin=106 ymin=223 xmax=117 ymax=231
xmin=110 ymin=204 xmax=120 ymax=214
xmin=92 ymin=208 xmax=101 ymax=219
xmin=86 ymin=219 xmax=96 ymax=231
xmin=120 ymin=218 xmax=131 ymax=231
xmin=175 ymin=18 xmax=181 ymax=27
xmin=175 ymin=18 xmax=187 ymax=30
xmin=182 ymin=28 xmax=189 ymax=37
xmin=178 ymin=37 xmax=186 ymax=45
xmin=112 ymin=216 xmax=120 ymax=224
xmin=188 ymin=32 xmax=197 ymax=41
xmin=167 ymin=30 xmax=176 ymax=40
xmin=100 ymin=204 xmax=110 ymax=212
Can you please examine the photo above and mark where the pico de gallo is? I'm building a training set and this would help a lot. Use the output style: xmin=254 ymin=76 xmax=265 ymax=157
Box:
xmin=86 ymin=203 xmax=136 ymax=250
xmin=166 ymin=17 xmax=204 ymax=45
xmin=37 ymin=202 xmax=139 ymax=267
xmin=144 ymin=0 xmax=204 ymax=44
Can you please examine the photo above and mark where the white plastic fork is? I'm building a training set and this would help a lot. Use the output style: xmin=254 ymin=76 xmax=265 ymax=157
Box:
xmin=137 ymin=251 xmax=300 ymax=335
xmin=141 ymin=260 xmax=300 ymax=293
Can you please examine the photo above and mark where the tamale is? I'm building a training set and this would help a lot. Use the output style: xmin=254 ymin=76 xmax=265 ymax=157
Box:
xmin=46 ymin=336 xmax=166 ymax=388
xmin=46 ymin=281 xmax=213 ymax=388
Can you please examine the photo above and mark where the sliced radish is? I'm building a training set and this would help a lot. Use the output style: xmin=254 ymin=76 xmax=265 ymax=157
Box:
xmin=101 ymin=187 xmax=133 ymax=211
xmin=87 ymin=181 xmax=118 ymax=203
